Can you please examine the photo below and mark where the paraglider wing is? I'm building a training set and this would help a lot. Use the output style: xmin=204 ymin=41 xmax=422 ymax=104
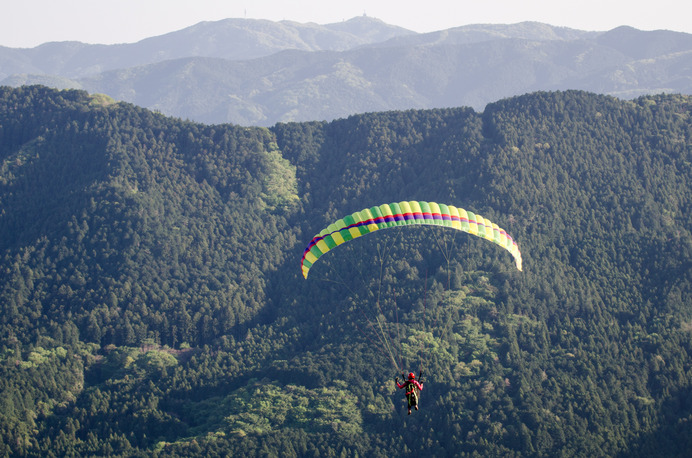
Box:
xmin=300 ymin=201 xmax=522 ymax=278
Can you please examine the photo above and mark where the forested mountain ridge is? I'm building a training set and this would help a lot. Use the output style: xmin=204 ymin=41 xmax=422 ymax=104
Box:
xmin=0 ymin=85 xmax=691 ymax=456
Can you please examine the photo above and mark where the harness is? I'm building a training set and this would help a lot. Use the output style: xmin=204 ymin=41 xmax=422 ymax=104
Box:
xmin=405 ymin=380 xmax=419 ymax=405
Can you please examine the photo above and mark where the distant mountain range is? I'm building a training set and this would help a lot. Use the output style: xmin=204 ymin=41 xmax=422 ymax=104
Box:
xmin=2 ymin=16 xmax=692 ymax=126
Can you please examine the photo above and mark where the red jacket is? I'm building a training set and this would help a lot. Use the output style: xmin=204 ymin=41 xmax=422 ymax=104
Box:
xmin=397 ymin=379 xmax=423 ymax=395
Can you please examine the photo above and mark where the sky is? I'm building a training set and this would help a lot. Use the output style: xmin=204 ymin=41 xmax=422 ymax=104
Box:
xmin=3 ymin=0 xmax=690 ymax=48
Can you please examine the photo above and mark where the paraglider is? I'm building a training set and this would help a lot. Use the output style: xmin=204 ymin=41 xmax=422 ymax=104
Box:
xmin=300 ymin=200 xmax=522 ymax=416
xmin=301 ymin=200 xmax=522 ymax=279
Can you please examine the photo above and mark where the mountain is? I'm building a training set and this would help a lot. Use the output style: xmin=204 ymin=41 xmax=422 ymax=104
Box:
xmin=3 ymin=20 xmax=692 ymax=127
xmin=1 ymin=86 xmax=691 ymax=456
xmin=367 ymin=20 xmax=598 ymax=48
xmin=0 ymin=16 xmax=413 ymax=80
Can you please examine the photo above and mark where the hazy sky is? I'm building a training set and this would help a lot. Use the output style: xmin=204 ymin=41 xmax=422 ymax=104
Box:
xmin=3 ymin=0 xmax=690 ymax=48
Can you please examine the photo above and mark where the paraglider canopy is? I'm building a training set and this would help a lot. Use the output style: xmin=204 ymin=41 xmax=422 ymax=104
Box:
xmin=301 ymin=200 xmax=522 ymax=279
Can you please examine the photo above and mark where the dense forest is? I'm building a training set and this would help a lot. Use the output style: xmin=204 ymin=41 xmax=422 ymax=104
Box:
xmin=0 ymin=85 xmax=690 ymax=456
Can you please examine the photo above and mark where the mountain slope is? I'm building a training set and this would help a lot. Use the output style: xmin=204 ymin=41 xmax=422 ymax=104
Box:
xmin=0 ymin=85 xmax=298 ymax=346
xmin=0 ymin=86 xmax=690 ymax=456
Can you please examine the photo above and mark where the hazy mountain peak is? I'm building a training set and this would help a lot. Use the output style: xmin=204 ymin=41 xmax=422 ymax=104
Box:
xmin=372 ymin=21 xmax=598 ymax=48
xmin=596 ymin=25 xmax=692 ymax=58
xmin=0 ymin=16 xmax=415 ymax=80
xmin=324 ymin=15 xmax=415 ymax=37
